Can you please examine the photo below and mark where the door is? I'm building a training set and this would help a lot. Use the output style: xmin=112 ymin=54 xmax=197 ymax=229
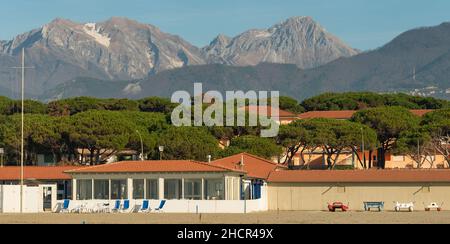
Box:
xmin=43 ymin=186 xmax=52 ymax=211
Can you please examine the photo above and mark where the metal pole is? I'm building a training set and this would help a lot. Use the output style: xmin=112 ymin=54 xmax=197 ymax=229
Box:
xmin=136 ymin=130 xmax=144 ymax=161
xmin=20 ymin=48 xmax=25 ymax=213
xmin=417 ymin=139 xmax=420 ymax=166
xmin=361 ymin=127 xmax=365 ymax=169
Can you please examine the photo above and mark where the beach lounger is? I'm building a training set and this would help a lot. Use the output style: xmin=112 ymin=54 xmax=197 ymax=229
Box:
xmin=111 ymin=200 xmax=121 ymax=213
xmin=120 ymin=199 xmax=131 ymax=213
xmin=154 ymin=200 xmax=166 ymax=213
xmin=60 ymin=199 xmax=70 ymax=213
xmin=138 ymin=200 xmax=151 ymax=213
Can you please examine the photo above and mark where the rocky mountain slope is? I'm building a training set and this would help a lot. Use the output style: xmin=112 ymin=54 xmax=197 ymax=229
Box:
xmin=0 ymin=16 xmax=356 ymax=97
xmin=202 ymin=16 xmax=359 ymax=69
xmin=41 ymin=22 xmax=450 ymax=101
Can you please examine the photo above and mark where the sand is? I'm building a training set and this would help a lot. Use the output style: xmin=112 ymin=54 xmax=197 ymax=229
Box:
xmin=0 ymin=211 xmax=449 ymax=224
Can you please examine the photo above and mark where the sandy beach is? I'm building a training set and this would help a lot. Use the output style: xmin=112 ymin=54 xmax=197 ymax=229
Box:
xmin=0 ymin=211 xmax=449 ymax=224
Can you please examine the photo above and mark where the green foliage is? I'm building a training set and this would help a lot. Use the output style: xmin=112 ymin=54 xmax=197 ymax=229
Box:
xmin=156 ymin=127 xmax=220 ymax=161
xmin=277 ymin=96 xmax=305 ymax=113
xmin=68 ymin=110 xmax=134 ymax=154
xmin=221 ymin=135 xmax=282 ymax=159
xmin=0 ymin=98 xmax=47 ymax=115
xmin=297 ymin=118 xmax=378 ymax=151
xmin=352 ymin=106 xmax=421 ymax=168
xmin=0 ymin=114 xmax=61 ymax=163
xmin=276 ymin=118 xmax=377 ymax=168
xmin=395 ymin=129 xmax=431 ymax=155
xmin=47 ymin=97 xmax=140 ymax=116
xmin=421 ymin=108 xmax=450 ymax=135
xmin=0 ymin=96 xmax=12 ymax=115
xmin=301 ymin=92 xmax=449 ymax=111
xmin=0 ymin=93 xmax=447 ymax=166
xmin=352 ymin=106 xmax=421 ymax=149
xmin=138 ymin=97 xmax=176 ymax=114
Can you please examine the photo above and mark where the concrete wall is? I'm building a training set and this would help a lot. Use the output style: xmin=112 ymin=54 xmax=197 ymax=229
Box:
xmin=55 ymin=183 xmax=269 ymax=213
xmin=385 ymin=155 xmax=448 ymax=169
xmin=268 ymin=182 xmax=450 ymax=211
xmin=54 ymin=198 xmax=267 ymax=213
xmin=0 ymin=185 xmax=57 ymax=213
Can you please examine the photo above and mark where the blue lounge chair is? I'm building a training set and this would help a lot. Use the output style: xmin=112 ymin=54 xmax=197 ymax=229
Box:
xmin=120 ymin=199 xmax=131 ymax=213
xmin=111 ymin=200 xmax=121 ymax=213
xmin=60 ymin=199 xmax=70 ymax=213
xmin=155 ymin=200 xmax=166 ymax=213
xmin=138 ymin=200 xmax=151 ymax=213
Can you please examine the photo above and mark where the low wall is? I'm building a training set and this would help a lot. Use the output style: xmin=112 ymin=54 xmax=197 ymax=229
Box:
xmin=268 ymin=182 xmax=450 ymax=211
xmin=55 ymin=199 xmax=268 ymax=213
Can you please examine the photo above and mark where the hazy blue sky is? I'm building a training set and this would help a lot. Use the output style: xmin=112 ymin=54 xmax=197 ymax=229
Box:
xmin=0 ymin=0 xmax=449 ymax=50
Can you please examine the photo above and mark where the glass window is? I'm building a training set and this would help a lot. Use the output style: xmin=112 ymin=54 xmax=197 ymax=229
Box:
xmin=94 ymin=180 xmax=109 ymax=200
xmin=164 ymin=179 xmax=182 ymax=200
xmin=204 ymin=179 xmax=224 ymax=200
xmin=184 ymin=179 xmax=202 ymax=200
xmin=111 ymin=179 xmax=128 ymax=199
xmin=76 ymin=179 xmax=92 ymax=200
xmin=133 ymin=179 xmax=145 ymax=199
xmin=146 ymin=179 xmax=159 ymax=200
xmin=66 ymin=181 xmax=72 ymax=200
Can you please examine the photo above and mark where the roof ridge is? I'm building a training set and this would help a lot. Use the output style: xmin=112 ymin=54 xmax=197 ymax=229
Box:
xmin=191 ymin=160 xmax=247 ymax=173
xmin=65 ymin=162 xmax=114 ymax=173
xmin=211 ymin=152 xmax=287 ymax=169
xmin=241 ymin=152 xmax=287 ymax=168
xmin=65 ymin=159 xmax=247 ymax=174
xmin=66 ymin=160 xmax=199 ymax=173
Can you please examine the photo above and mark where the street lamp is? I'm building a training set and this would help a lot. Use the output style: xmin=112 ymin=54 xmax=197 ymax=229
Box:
xmin=158 ymin=146 xmax=164 ymax=160
xmin=361 ymin=127 xmax=366 ymax=168
xmin=135 ymin=130 xmax=144 ymax=161
xmin=0 ymin=148 xmax=4 ymax=168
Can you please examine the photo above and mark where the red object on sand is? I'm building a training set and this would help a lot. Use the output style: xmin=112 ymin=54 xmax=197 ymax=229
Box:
xmin=328 ymin=202 xmax=349 ymax=212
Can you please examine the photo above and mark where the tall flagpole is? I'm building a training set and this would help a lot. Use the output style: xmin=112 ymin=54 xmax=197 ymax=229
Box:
xmin=9 ymin=48 xmax=32 ymax=213
xmin=20 ymin=48 xmax=25 ymax=213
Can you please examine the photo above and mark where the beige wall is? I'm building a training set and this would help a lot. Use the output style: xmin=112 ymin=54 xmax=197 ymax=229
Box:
xmin=268 ymin=182 xmax=450 ymax=211
xmin=385 ymin=155 xmax=448 ymax=169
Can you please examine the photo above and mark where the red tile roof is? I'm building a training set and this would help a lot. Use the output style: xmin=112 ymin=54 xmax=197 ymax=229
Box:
xmin=0 ymin=166 xmax=81 ymax=181
xmin=267 ymin=170 xmax=450 ymax=183
xmin=242 ymin=106 xmax=299 ymax=118
xmin=66 ymin=160 xmax=246 ymax=174
xmin=410 ymin=109 xmax=434 ymax=117
xmin=298 ymin=110 xmax=356 ymax=120
xmin=211 ymin=153 xmax=286 ymax=180
xmin=298 ymin=109 xmax=434 ymax=120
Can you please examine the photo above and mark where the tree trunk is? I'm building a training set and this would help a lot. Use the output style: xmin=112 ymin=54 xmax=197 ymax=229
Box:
xmin=378 ymin=147 xmax=386 ymax=169
xmin=89 ymin=149 xmax=95 ymax=165
xmin=352 ymin=147 xmax=365 ymax=169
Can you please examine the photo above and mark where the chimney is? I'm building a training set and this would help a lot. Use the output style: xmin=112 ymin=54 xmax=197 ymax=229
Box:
xmin=239 ymin=154 xmax=245 ymax=166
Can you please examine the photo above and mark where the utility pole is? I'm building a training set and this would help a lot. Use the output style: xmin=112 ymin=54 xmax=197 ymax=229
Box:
xmin=20 ymin=48 xmax=25 ymax=214
xmin=0 ymin=148 xmax=4 ymax=168
xmin=136 ymin=130 xmax=144 ymax=161
xmin=11 ymin=48 xmax=34 ymax=213
xmin=158 ymin=146 xmax=164 ymax=160
xmin=361 ymin=127 xmax=366 ymax=169
xmin=417 ymin=139 xmax=420 ymax=168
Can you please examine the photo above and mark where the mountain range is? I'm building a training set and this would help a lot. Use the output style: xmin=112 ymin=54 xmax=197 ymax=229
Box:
xmin=1 ymin=16 xmax=450 ymax=101
xmin=0 ymin=16 xmax=357 ymax=98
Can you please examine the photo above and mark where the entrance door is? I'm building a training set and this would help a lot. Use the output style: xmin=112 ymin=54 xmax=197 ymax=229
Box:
xmin=43 ymin=186 xmax=52 ymax=211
